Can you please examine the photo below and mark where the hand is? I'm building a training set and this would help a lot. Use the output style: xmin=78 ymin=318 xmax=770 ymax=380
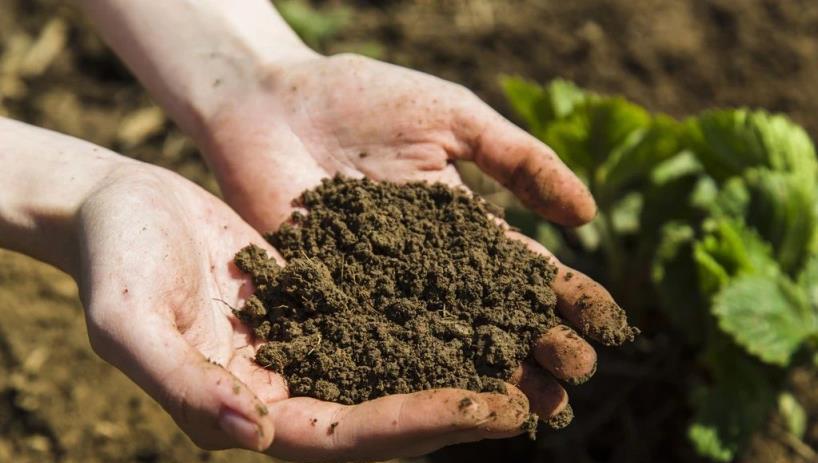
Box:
xmin=28 ymin=1 xmax=631 ymax=457
xmin=70 ymin=152 xmax=538 ymax=460
xmin=199 ymin=53 xmax=635 ymax=421
xmin=0 ymin=118 xmax=557 ymax=460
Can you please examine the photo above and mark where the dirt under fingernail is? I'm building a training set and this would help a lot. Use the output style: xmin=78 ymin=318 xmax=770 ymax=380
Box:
xmin=235 ymin=178 xmax=573 ymax=412
xmin=545 ymin=403 xmax=573 ymax=430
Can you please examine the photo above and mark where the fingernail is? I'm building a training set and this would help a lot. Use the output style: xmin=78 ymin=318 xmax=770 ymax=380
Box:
xmin=219 ymin=409 xmax=261 ymax=450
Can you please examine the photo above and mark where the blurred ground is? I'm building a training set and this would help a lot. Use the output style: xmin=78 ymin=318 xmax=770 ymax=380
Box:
xmin=2 ymin=0 xmax=818 ymax=461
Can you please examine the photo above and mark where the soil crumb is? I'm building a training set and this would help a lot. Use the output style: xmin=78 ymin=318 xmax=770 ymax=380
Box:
xmin=546 ymin=404 xmax=574 ymax=430
xmin=521 ymin=413 xmax=539 ymax=439
xmin=235 ymin=177 xmax=560 ymax=405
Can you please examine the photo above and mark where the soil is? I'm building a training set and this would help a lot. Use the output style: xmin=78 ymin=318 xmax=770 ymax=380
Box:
xmin=234 ymin=177 xmax=567 ymax=407
xmin=3 ymin=0 xmax=818 ymax=462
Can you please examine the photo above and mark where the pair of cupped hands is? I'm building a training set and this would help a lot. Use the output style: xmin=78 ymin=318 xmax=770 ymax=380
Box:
xmin=62 ymin=54 xmax=623 ymax=461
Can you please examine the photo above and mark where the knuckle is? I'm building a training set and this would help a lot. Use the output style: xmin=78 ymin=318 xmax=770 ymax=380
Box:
xmin=329 ymin=52 xmax=371 ymax=67
xmin=448 ymin=81 xmax=477 ymax=99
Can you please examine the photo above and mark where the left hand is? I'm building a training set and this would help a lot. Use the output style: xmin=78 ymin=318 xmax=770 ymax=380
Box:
xmin=196 ymin=54 xmax=635 ymax=424
xmin=76 ymin=162 xmax=533 ymax=461
xmin=201 ymin=53 xmax=596 ymax=232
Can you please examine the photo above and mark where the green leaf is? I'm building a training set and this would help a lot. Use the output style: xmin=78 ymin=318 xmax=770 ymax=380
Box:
xmin=709 ymin=177 xmax=750 ymax=218
xmin=639 ymin=174 xmax=704 ymax=249
xmin=276 ymin=0 xmax=350 ymax=49
xmin=540 ymin=97 xmax=651 ymax=184
xmin=547 ymin=79 xmax=588 ymax=120
xmin=694 ymin=219 xmax=779 ymax=284
xmin=693 ymin=243 xmax=732 ymax=296
xmin=693 ymin=218 xmax=781 ymax=298
xmin=538 ymin=112 xmax=595 ymax=180
xmin=499 ymin=77 xmax=587 ymax=134
xmin=688 ymin=417 xmax=735 ymax=462
xmin=689 ymin=340 xmax=775 ymax=461
xmin=500 ymin=76 xmax=549 ymax=133
xmin=652 ymin=222 xmax=707 ymax=343
xmin=535 ymin=222 xmax=567 ymax=257
xmin=712 ymin=275 xmax=813 ymax=366
xmin=778 ymin=392 xmax=807 ymax=439
xmin=688 ymin=109 xmax=818 ymax=182
xmin=700 ymin=170 xmax=816 ymax=275
xmin=754 ymin=111 xmax=817 ymax=178
xmin=610 ymin=192 xmax=642 ymax=234
xmin=743 ymin=169 xmax=817 ymax=274
xmin=502 ymin=78 xmax=684 ymax=206
xmin=573 ymin=220 xmax=601 ymax=252
xmin=650 ymin=150 xmax=703 ymax=185
xmin=597 ymin=114 xmax=685 ymax=198
xmin=797 ymin=255 xmax=818 ymax=309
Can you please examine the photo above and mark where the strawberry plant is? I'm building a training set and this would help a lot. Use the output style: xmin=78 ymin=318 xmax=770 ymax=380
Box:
xmin=500 ymin=77 xmax=818 ymax=461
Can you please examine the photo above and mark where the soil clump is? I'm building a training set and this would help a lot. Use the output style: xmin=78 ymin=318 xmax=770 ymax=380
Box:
xmin=234 ymin=177 xmax=561 ymax=405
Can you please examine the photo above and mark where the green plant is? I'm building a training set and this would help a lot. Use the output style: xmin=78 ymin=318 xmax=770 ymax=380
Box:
xmin=275 ymin=0 xmax=351 ymax=49
xmin=275 ymin=0 xmax=383 ymax=58
xmin=500 ymin=77 xmax=818 ymax=461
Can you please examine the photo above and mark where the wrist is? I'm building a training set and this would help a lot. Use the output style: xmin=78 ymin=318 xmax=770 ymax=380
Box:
xmin=190 ymin=51 xmax=326 ymax=177
xmin=0 ymin=119 xmax=131 ymax=275
xmin=185 ymin=47 xmax=320 ymax=143
xmin=78 ymin=0 xmax=320 ymax=142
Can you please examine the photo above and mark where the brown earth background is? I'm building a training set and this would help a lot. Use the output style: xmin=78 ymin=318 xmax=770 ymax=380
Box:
xmin=2 ymin=0 xmax=818 ymax=462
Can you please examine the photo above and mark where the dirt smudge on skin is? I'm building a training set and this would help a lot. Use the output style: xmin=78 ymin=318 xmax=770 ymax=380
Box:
xmin=574 ymin=295 xmax=640 ymax=346
xmin=458 ymin=397 xmax=475 ymax=411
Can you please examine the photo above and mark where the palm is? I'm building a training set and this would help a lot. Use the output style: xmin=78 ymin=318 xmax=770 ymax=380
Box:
xmin=193 ymin=53 xmax=637 ymax=460
xmin=78 ymin=164 xmax=533 ymax=461
xmin=274 ymin=55 xmax=469 ymax=186
xmin=77 ymin=165 xmax=287 ymax=445
xmin=205 ymin=54 xmax=594 ymax=232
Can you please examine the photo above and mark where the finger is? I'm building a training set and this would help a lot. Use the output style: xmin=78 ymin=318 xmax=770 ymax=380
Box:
xmin=265 ymin=387 xmax=529 ymax=461
xmin=508 ymin=230 xmax=639 ymax=346
xmin=456 ymin=102 xmax=596 ymax=226
xmin=87 ymin=310 xmax=275 ymax=451
xmin=227 ymin=340 xmax=290 ymax=404
xmin=509 ymin=363 xmax=573 ymax=429
xmin=534 ymin=324 xmax=597 ymax=385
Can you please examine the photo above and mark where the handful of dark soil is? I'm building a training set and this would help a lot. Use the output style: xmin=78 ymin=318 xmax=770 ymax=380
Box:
xmin=235 ymin=177 xmax=560 ymax=406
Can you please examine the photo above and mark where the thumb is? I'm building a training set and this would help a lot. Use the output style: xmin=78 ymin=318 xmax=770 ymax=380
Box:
xmin=87 ymin=310 xmax=274 ymax=451
xmin=203 ymin=116 xmax=324 ymax=233
xmin=458 ymin=103 xmax=597 ymax=226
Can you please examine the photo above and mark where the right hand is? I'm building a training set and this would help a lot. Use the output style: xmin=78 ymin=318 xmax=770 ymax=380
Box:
xmin=67 ymin=142 xmax=543 ymax=461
